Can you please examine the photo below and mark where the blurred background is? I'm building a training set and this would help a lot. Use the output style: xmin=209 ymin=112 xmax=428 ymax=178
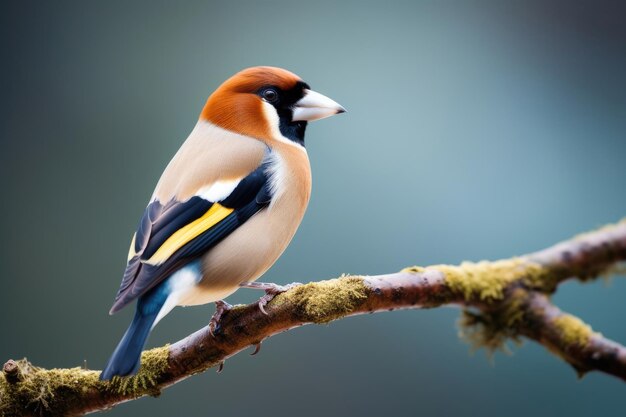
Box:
xmin=1 ymin=1 xmax=626 ymax=416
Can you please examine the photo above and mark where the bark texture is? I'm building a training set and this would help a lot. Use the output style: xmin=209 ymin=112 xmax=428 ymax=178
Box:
xmin=1 ymin=220 xmax=625 ymax=416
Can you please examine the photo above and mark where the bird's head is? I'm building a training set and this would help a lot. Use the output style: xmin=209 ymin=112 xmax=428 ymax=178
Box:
xmin=200 ymin=66 xmax=345 ymax=147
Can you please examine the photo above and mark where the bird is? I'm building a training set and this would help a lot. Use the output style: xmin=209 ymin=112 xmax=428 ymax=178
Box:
xmin=100 ymin=66 xmax=345 ymax=380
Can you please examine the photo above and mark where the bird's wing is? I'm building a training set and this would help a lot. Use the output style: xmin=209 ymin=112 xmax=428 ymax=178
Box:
xmin=109 ymin=160 xmax=273 ymax=314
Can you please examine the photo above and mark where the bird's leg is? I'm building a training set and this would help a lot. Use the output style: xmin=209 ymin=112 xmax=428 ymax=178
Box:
xmin=209 ymin=300 xmax=233 ymax=336
xmin=239 ymin=281 xmax=302 ymax=315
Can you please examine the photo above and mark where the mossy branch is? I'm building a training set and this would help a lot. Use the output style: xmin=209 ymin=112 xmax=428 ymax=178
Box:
xmin=2 ymin=220 xmax=626 ymax=416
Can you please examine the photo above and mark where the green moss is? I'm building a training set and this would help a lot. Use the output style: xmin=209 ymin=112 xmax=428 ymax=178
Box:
xmin=106 ymin=344 xmax=170 ymax=396
xmin=274 ymin=277 xmax=369 ymax=323
xmin=404 ymin=260 xmax=556 ymax=353
xmin=458 ymin=288 xmax=529 ymax=353
xmin=434 ymin=258 xmax=550 ymax=302
xmin=0 ymin=359 xmax=101 ymax=416
xmin=0 ymin=347 xmax=170 ymax=416
xmin=401 ymin=266 xmax=425 ymax=274
xmin=551 ymin=315 xmax=593 ymax=347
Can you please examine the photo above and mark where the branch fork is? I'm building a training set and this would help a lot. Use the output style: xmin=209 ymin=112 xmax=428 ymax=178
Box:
xmin=2 ymin=220 xmax=625 ymax=416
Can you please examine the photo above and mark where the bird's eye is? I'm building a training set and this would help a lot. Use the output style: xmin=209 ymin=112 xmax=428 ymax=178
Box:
xmin=262 ymin=89 xmax=278 ymax=102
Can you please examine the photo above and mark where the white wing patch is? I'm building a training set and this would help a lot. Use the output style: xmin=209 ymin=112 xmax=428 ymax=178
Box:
xmin=265 ymin=151 xmax=288 ymax=205
xmin=196 ymin=178 xmax=241 ymax=202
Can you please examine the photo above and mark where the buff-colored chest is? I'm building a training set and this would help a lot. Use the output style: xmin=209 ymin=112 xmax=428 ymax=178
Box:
xmin=160 ymin=123 xmax=312 ymax=305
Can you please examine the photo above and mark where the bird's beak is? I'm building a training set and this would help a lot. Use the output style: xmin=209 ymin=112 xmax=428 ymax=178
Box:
xmin=292 ymin=89 xmax=346 ymax=122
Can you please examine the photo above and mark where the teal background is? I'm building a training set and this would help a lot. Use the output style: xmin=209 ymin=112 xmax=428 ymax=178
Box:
xmin=1 ymin=1 xmax=626 ymax=416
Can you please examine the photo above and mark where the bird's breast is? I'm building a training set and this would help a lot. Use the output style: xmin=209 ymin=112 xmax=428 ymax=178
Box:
xmin=180 ymin=142 xmax=311 ymax=306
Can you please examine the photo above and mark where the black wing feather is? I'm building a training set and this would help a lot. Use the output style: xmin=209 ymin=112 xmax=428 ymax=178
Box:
xmin=109 ymin=161 xmax=272 ymax=314
xmin=142 ymin=197 xmax=214 ymax=260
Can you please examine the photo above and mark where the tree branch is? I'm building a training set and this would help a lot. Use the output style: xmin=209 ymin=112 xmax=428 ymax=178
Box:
xmin=1 ymin=220 xmax=625 ymax=416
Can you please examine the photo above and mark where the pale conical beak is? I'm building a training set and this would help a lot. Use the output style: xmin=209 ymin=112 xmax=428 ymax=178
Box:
xmin=292 ymin=89 xmax=346 ymax=122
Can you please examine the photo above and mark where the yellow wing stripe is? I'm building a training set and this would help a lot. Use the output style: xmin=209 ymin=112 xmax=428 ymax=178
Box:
xmin=145 ymin=203 xmax=234 ymax=265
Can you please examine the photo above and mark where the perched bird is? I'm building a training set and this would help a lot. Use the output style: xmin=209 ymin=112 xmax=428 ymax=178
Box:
xmin=100 ymin=66 xmax=345 ymax=380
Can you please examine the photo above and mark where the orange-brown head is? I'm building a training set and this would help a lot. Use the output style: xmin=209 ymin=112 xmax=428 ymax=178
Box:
xmin=200 ymin=66 xmax=345 ymax=147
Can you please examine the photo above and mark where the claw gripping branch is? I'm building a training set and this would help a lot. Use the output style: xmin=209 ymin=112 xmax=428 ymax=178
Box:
xmin=2 ymin=220 xmax=626 ymax=416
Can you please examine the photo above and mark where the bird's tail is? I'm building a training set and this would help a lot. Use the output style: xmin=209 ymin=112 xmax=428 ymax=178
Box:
xmin=100 ymin=300 xmax=162 ymax=380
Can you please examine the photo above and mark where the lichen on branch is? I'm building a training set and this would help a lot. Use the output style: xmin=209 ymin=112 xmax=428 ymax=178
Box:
xmin=1 ymin=219 xmax=626 ymax=417
xmin=551 ymin=315 xmax=595 ymax=347
xmin=0 ymin=347 xmax=171 ymax=417
xmin=271 ymin=277 xmax=369 ymax=323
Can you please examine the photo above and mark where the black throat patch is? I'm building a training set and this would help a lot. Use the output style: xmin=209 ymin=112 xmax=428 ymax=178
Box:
xmin=278 ymin=113 xmax=307 ymax=147
xmin=258 ymin=81 xmax=310 ymax=147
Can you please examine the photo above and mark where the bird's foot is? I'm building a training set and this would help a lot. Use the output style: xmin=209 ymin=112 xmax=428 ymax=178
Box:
xmin=209 ymin=300 xmax=233 ymax=336
xmin=250 ymin=342 xmax=262 ymax=356
xmin=239 ymin=281 xmax=302 ymax=315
